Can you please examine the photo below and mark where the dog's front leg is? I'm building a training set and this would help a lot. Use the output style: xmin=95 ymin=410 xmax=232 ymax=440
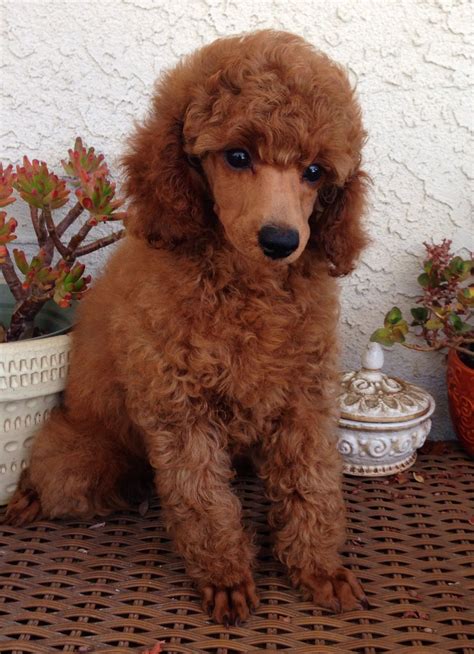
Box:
xmin=137 ymin=415 xmax=259 ymax=625
xmin=260 ymin=412 xmax=368 ymax=612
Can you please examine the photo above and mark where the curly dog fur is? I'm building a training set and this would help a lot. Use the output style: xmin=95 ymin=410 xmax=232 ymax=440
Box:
xmin=6 ymin=30 xmax=369 ymax=623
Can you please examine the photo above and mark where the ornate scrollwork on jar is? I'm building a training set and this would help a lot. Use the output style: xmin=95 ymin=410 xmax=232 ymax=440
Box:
xmin=337 ymin=434 xmax=359 ymax=458
xmin=366 ymin=437 xmax=391 ymax=458
xmin=340 ymin=344 xmax=433 ymax=423
xmin=337 ymin=343 xmax=435 ymax=476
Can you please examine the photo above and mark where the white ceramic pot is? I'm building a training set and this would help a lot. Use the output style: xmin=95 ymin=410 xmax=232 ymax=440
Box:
xmin=0 ymin=286 xmax=74 ymax=504
xmin=337 ymin=343 xmax=435 ymax=476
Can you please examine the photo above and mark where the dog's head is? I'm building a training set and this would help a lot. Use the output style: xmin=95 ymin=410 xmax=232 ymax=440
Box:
xmin=123 ymin=30 xmax=368 ymax=275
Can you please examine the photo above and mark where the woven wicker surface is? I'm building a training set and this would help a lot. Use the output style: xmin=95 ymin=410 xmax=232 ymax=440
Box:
xmin=0 ymin=445 xmax=473 ymax=654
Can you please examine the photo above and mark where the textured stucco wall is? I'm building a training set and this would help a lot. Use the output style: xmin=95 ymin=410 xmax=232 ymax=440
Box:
xmin=1 ymin=0 xmax=473 ymax=438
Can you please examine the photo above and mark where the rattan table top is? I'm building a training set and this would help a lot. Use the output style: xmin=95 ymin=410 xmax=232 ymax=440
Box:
xmin=0 ymin=445 xmax=473 ymax=654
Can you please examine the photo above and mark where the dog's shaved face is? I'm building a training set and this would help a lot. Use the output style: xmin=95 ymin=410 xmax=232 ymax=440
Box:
xmin=202 ymin=151 xmax=323 ymax=263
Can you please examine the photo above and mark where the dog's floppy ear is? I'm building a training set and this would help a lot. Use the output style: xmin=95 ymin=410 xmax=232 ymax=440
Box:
xmin=310 ymin=169 xmax=370 ymax=276
xmin=121 ymin=95 xmax=207 ymax=248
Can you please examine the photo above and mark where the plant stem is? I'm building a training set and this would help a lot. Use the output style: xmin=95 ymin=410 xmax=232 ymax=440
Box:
xmin=454 ymin=344 xmax=474 ymax=356
xmin=402 ymin=338 xmax=474 ymax=356
xmin=6 ymin=295 xmax=48 ymax=341
xmin=30 ymin=206 xmax=43 ymax=244
xmin=0 ymin=249 xmax=25 ymax=301
xmin=56 ymin=201 xmax=84 ymax=237
xmin=75 ymin=229 xmax=125 ymax=257
xmin=37 ymin=207 xmax=47 ymax=246
xmin=402 ymin=342 xmax=442 ymax=352
xmin=66 ymin=220 xmax=94 ymax=258
xmin=43 ymin=206 xmax=69 ymax=258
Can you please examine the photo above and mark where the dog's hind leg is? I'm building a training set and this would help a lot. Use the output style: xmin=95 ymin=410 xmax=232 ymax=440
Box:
xmin=4 ymin=408 xmax=151 ymax=526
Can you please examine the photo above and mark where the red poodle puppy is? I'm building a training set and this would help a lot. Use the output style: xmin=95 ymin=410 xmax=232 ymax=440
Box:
xmin=6 ymin=30 xmax=369 ymax=624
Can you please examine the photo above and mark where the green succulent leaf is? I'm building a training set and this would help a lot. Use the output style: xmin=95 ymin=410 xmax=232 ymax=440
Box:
xmin=449 ymin=256 xmax=465 ymax=275
xmin=391 ymin=326 xmax=407 ymax=343
xmin=13 ymin=249 xmax=28 ymax=275
xmin=418 ymin=272 xmax=430 ymax=288
xmin=384 ymin=306 xmax=403 ymax=327
xmin=370 ymin=327 xmax=396 ymax=346
xmin=423 ymin=260 xmax=433 ymax=274
xmin=461 ymin=260 xmax=473 ymax=278
xmin=425 ymin=318 xmax=444 ymax=331
xmin=395 ymin=319 xmax=408 ymax=335
xmin=459 ymin=286 xmax=474 ymax=307
xmin=0 ymin=212 xmax=17 ymax=247
xmin=73 ymin=278 xmax=86 ymax=292
xmin=448 ymin=313 xmax=463 ymax=331
xmin=411 ymin=307 xmax=429 ymax=324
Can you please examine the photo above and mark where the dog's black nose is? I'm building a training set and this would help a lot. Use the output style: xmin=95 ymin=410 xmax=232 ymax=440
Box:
xmin=258 ymin=225 xmax=300 ymax=259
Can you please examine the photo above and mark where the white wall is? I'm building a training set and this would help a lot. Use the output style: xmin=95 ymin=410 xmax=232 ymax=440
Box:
xmin=2 ymin=0 xmax=473 ymax=438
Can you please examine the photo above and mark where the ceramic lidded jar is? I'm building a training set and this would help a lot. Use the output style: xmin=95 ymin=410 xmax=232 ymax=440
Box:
xmin=337 ymin=342 xmax=435 ymax=476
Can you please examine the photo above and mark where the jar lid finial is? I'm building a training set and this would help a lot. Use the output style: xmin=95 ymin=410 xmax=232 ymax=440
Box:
xmin=361 ymin=342 xmax=384 ymax=371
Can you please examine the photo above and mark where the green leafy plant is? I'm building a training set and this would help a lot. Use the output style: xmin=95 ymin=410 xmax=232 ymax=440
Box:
xmin=0 ymin=138 xmax=126 ymax=341
xmin=371 ymin=240 xmax=474 ymax=366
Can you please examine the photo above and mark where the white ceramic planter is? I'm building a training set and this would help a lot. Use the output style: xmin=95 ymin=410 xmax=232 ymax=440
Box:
xmin=0 ymin=285 xmax=75 ymax=504
xmin=337 ymin=343 xmax=435 ymax=476
xmin=0 ymin=332 xmax=72 ymax=504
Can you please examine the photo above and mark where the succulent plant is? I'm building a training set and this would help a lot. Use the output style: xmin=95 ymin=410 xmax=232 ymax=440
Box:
xmin=61 ymin=137 xmax=108 ymax=183
xmin=0 ymin=163 xmax=16 ymax=208
xmin=75 ymin=171 xmax=127 ymax=224
xmin=14 ymin=158 xmax=70 ymax=210
xmin=0 ymin=213 xmax=17 ymax=264
xmin=0 ymin=138 xmax=126 ymax=341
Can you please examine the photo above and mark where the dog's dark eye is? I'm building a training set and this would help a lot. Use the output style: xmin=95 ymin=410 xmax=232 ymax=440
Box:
xmin=303 ymin=163 xmax=323 ymax=183
xmin=225 ymin=149 xmax=252 ymax=169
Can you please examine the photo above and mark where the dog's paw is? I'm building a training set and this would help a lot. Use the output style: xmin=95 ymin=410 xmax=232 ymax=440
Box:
xmin=201 ymin=576 xmax=259 ymax=626
xmin=301 ymin=566 xmax=369 ymax=613
xmin=4 ymin=487 xmax=42 ymax=527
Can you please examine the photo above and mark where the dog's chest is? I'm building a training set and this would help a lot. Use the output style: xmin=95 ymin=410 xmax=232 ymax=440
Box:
xmin=181 ymin=279 xmax=333 ymax=410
